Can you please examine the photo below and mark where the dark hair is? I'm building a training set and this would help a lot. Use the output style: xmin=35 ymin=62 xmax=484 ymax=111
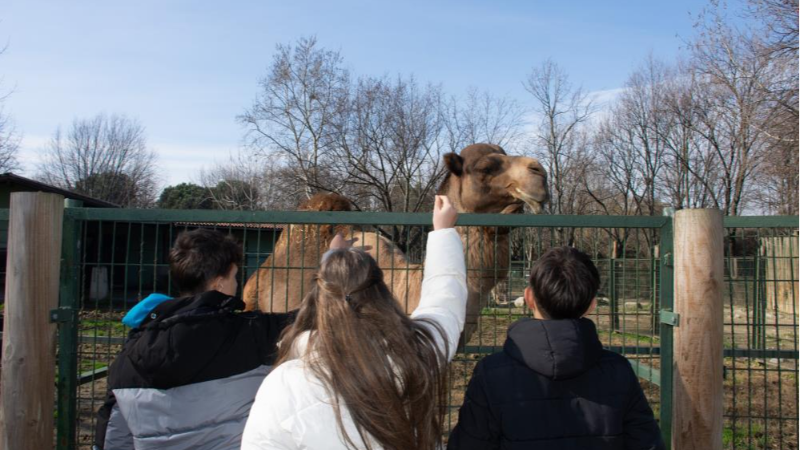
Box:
xmin=277 ymin=247 xmax=448 ymax=450
xmin=528 ymin=246 xmax=600 ymax=319
xmin=169 ymin=229 xmax=242 ymax=296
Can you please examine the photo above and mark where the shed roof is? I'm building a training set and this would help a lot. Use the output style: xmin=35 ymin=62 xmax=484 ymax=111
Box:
xmin=0 ymin=173 xmax=119 ymax=208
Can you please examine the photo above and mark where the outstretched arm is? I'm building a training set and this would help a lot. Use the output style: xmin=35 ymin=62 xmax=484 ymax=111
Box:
xmin=410 ymin=196 xmax=467 ymax=362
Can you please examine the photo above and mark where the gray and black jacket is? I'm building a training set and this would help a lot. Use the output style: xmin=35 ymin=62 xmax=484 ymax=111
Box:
xmin=94 ymin=291 xmax=295 ymax=450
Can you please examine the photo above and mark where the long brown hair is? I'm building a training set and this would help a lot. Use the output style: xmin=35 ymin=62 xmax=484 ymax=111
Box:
xmin=276 ymin=247 xmax=448 ymax=450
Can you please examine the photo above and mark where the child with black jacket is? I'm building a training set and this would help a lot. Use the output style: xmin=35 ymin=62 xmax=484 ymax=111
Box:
xmin=94 ymin=229 xmax=295 ymax=450
xmin=448 ymin=246 xmax=664 ymax=450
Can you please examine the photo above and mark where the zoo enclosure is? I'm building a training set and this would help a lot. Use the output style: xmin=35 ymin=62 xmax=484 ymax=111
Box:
xmin=0 ymin=198 xmax=796 ymax=449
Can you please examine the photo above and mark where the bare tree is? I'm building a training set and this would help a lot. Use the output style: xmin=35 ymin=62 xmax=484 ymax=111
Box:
xmin=330 ymin=75 xmax=448 ymax=251
xmin=656 ymin=62 xmax=721 ymax=209
xmin=524 ymin=59 xmax=594 ymax=218
xmin=688 ymin=4 xmax=778 ymax=215
xmin=616 ymin=57 xmax=670 ymax=215
xmin=757 ymin=105 xmax=800 ymax=216
xmin=444 ymin=87 xmax=526 ymax=153
xmin=335 ymin=76 xmax=445 ymax=212
xmin=199 ymin=150 xmax=299 ymax=211
xmin=239 ymin=36 xmax=350 ymax=200
xmin=744 ymin=0 xmax=799 ymax=214
xmin=0 ymin=104 xmax=18 ymax=173
xmin=0 ymin=44 xmax=19 ymax=172
xmin=746 ymin=0 xmax=799 ymax=57
xmin=37 ymin=113 xmax=159 ymax=207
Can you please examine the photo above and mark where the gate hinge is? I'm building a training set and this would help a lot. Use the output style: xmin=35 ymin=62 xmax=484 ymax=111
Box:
xmin=49 ymin=307 xmax=75 ymax=324
xmin=660 ymin=309 xmax=680 ymax=327
xmin=661 ymin=252 xmax=673 ymax=268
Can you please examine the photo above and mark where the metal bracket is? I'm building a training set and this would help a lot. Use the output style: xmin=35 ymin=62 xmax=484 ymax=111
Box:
xmin=660 ymin=309 xmax=680 ymax=327
xmin=661 ymin=252 xmax=673 ymax=267
xmin=49 ymin=307 xmax=74 ymax=324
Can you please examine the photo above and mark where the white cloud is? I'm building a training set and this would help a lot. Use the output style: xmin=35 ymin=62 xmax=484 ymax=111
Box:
xmin=586 ymin=87 xmax=625 ymax=109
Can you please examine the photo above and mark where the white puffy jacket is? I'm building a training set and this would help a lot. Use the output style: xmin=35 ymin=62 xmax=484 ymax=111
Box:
xmin=241 ymin=228 xmax=468 ymax=450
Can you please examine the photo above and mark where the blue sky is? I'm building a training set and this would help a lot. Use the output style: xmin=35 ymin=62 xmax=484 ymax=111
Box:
xmin=1 ymin=1 xmax=720 ymax=187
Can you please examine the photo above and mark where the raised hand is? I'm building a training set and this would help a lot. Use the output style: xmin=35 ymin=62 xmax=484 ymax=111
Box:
xmin=329 ymin=233 xmax=360 ymax=251
xmin=433 ymin=195 xmax=458 ymax=231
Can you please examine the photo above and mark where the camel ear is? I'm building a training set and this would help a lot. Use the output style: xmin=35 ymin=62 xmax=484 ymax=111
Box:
xmin=444 ymin=153 xmax=464 ymax=176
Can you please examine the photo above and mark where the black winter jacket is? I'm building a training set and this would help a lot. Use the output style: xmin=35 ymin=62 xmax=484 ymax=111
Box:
xmin=448 ymin=318 xmax=664 ymax=450
xmin=94 ymin=291 xmax=295 ymax=450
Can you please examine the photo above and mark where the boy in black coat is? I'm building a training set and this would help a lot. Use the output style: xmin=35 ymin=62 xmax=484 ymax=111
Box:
xmin=448 ymin=246 xmax=664 ymax=450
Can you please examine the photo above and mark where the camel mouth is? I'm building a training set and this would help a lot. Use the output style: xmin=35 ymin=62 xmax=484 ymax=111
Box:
xmin=512 ymin=188 xmax=545 ymax=214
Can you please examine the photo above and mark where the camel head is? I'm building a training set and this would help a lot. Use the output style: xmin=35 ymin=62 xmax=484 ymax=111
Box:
xmin=440 ymin=143 xmax=548 ymax=214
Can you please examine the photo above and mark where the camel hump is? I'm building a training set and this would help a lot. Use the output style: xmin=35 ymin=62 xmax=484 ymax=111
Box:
xmin=299 ymin=193 xmax=353 ymax=212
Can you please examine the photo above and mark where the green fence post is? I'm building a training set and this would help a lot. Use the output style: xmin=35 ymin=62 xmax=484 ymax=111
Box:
xmin=610 ymin=248 xmax=619 ymax=332
xmin=56 ymin=200 xmax=82 ymax=450
xmin=659 ymin=207 xmax=675 ymax=449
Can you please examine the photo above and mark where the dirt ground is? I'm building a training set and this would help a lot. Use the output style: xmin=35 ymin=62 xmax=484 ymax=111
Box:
xmin=723 ymin=361 xmax=799 ymax=449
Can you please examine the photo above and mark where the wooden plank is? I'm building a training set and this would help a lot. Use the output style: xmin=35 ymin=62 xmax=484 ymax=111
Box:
xmin=672 ymin=209 xmax=724 ymax=450
xmin=0 ymin=193 xmax=64 ymax=450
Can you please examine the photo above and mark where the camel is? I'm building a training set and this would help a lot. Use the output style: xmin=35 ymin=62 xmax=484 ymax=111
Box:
xmin=242 ymin=143 xmax=548 ymax=339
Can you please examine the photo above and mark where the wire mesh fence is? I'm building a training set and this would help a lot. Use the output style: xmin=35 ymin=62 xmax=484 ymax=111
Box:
xmin=51 ymin=208 xmax=672 ymax=449
xmin=722 ymin=220 xmax=798 ymax=450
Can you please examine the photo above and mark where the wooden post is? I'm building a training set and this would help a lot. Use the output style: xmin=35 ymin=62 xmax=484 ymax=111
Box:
xmin=672 ymin=209 xmax=723 ymax=450
xmin=0 ymin=193 xmax=64 ymax=450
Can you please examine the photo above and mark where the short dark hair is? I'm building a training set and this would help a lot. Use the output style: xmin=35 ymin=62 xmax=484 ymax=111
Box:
xmin=528 ymin=246 xmax=600 ymax=319
xmin=169 ymin=229 xmax=242 ymax=295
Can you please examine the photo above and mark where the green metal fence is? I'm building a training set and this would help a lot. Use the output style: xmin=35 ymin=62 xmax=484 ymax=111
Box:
xmin=721 ymin=217 xmax=798 ymax=450
xmin=48 ymin=207 xmax=672 ymax=449
xmin=0 ymin=204 xmax=788 ymax=449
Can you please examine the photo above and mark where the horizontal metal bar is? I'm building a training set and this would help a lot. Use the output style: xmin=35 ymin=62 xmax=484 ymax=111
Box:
xmin=724 ymin=349 xmax=800 ymax=359
xmin=0 ymin=333 xmax=782 ymax=360
xmin=78 ymin=335 xmax=126 ymax=345
xmin=78 ymin=366 xmax=108 ymax=385
xmin=461 ymin=345 xmax=662 ymax=356
xmin=628 ymin=360 xmax=661 ymax=386
xmin=64 ymin=208 xmax=670 ymax=228
xmin=724 ymin=216 xmax=799 ymax=228
xmin=460 ymin=345 xmax=799 ymax=360
xmin=4 ymin=208 xmax=799 ymax=228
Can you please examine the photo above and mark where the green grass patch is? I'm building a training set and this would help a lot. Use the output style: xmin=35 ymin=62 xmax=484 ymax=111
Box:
xmin=722 ymin=423 xmax=766 ymax=450
xmin=79 ymin=359 xmax=108 ymax=374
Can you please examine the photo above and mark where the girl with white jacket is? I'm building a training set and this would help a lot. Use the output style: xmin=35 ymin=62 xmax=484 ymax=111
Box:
xmin=241 ymin=196 xmax=467 ymax=450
